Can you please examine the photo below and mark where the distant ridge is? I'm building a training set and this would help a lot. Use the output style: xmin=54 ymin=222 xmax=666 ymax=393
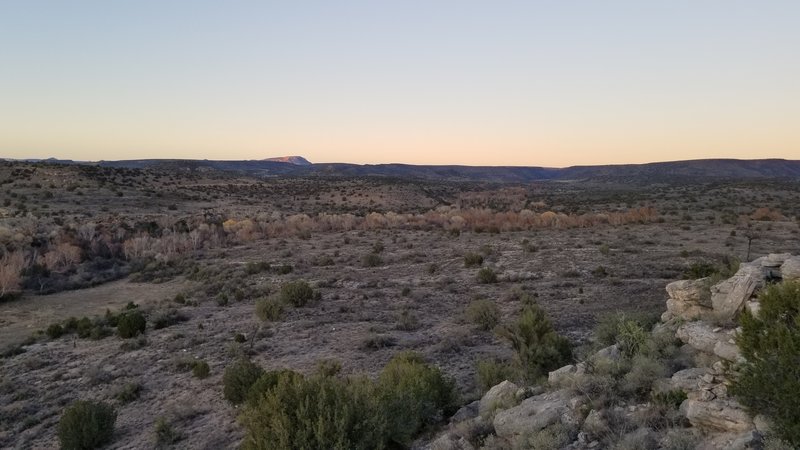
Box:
xmin=263 ymin=156 xmax=312 ymax=165
xmin=8 ymin=156 xmax=800 ymax=183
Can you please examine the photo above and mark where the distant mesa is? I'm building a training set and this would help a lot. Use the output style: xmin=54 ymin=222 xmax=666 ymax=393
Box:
xmin=263 ymin=156 xmax=312 ymax=165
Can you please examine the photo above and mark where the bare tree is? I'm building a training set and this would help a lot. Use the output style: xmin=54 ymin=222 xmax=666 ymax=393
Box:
xmin=0 ymin=251 xmax=25 ymax=298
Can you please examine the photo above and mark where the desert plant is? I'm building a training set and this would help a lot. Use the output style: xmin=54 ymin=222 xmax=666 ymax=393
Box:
xmin=46 ymin=323 xmax=64 ymax=339
xmin=223 ymin=357 xmax=264 ymax=404
xmin=497 ymin=304 xmax=572 ymax=383
xmin=279 ymin=280 xmax=315 ymax=307
xmin=154 ymin=417 xmax=182 ymax=446
xmin=255 ymin=296 xmax=284 ymax=321
xmin=475 ymin=358 xmax=517 ymax=393
xmin=476 ymin=267 xmax=498 ymax=284
xmin=240 ymin=371 xmax=386 ymax=450
xmin=732 ymin=281 xmax=800 ymax=444
xmin=57 ymin=400 xmax=116 ymax=450
xmin=117 ymin=310 xmax=146 ymax=339
xmin=395 ymin=309 xmax=420 ymax=331
xmin=616 ymin=319 xmax=649 ymax=358
xmin=362 ymin=252 xmax=383 ymax=267
xmin=377 ymin=351 xmax=459 ymax=446
xmin=465 ymin=298 xmax=500 ymax=331
xmin=192 ymin=360 xmax=210 ymax=379
xmin=463 ymin=253 xmax=484 ymax=268
xmin=114 ymin=382 xmax=142 ymax=404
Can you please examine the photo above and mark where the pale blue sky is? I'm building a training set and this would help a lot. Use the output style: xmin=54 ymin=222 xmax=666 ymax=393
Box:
xmin=1 ymin=1 xmax=798 ymax=166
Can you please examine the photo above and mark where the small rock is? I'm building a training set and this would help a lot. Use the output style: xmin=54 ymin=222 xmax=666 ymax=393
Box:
xmin=681 ymin=399 xmax=754 ymax=433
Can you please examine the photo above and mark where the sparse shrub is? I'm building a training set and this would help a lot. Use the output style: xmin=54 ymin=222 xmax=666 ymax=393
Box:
xmin=244 ymin=261 xmax=270 ymax=275
xmin=396 ymin=309 xmax=420 ymax=331
xmin=464 ymin=253 xmax=484 ymax=268
xmin=223 ymin=358 xmax=264 ymax=404
xmin=599 ymin=243 xmax=611 ymax=256
xmin=362 ymin=334 xmax=397 ymax=350
xmin=476 ymin=358 xmax=517 ymax=393
xmin=117 ymin=310 xmax=146 ymax=339
xmin=683 ymin=261 xmax=716 ymax=279
xmin=115 ymin=382 xmax=142 ymax=404
xmin=465 ymin=298 xmax=500 ymax=331
xmin=362 ymin=252 xmax=383 ymax=267
xmin=173 ymin=293 xmax=186 ymax=304
xmin=315 ymin=359 xmax=342 ymax=377
xmin=234 ymin=333 xmax=247 ymax=343
xmin=47 ymin=323 xmax=64 ymax=339
xmin=57 ymin=400 xmax=116 ymax=450
xmin=192 ymin=360 xmax=210 ymax=379
xmin=621 ymin=354 xmax=667 ymax=398
xmin=255 ymin=296 xmax=284 ymax=322
xmin=498 ymin=304 xmax=572 ymax=383
xmin=592 ymin=265 xmax=609 ymax=278
xmin=279 ymin=280 xmax=315 ymax=307
xmin=154 ymin=417 xmax=182 ymax=446
xmin=651 ymin=389 xmax=687 ymax=410
xmin=732 ymin=281 xmax=800 ymax=445
xmin=476 ymin=267 xmax=498 ymax=284
xmin=152 ymin=309 xmax=188 ymax=330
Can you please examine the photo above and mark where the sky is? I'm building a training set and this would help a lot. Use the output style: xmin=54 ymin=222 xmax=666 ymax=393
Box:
xmin=1 ymin=1 xmax=798 ymax=167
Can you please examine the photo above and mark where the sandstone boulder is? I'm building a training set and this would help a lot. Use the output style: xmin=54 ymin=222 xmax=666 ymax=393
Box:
xmin=677 ymin=322 xmax=725 ymax=354
xmin=781 ymin=256 xmax=800 ymax=281
xmin=479 ymin=380 xmax=518 ymax=416
xmin=680 ymin=399 xmax=754 ymax=433
xmin=711 ymin=264 xmax=765 ymax=321
xmin=665 ymin=278 xmax=713 ymax=320
xmin=492 ymin=389 xmax=572 ymax=439
xmin=548 ymin=364 xmax=576 ymax=385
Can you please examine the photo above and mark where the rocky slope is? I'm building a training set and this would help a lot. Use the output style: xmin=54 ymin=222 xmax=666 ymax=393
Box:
xmin=428 ymin=254 xmax=800 ymax=450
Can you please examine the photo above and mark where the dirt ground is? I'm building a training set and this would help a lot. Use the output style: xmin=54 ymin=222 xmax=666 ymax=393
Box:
xmin=2 ymin=219 xmax=798 ymax=449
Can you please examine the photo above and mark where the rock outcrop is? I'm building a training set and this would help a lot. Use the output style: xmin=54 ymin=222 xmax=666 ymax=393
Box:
xmin=422 ymin=253 xmax=798 ymax=450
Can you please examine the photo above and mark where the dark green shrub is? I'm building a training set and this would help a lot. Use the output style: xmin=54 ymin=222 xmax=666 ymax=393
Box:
xmin=255 ymin=296 xmax=284 ymax=321
xmin=57 ymin=400 xmax=116 ymax=450
xmin=476 ymin=267 xmax=498 ymax=284
xmin=732 ymin=281 xmax=800 ymax=445
xmin=497 ymin=304 xmax=572 ymax=383
xmin=240 ymin=372 xmax=386 ymax=450
xmin=117 ymin=310 xmax=146 ymax=339
xmin=465 ymin=298 xmax=500 ymax=331
xmin=239 ymin=351 xmax=456 ymax=450
xmin=464 ymin=253 xmax=484 ymax=268
xmin=378 ymin=351 xmax=458 ymax=445
xmin=47 ymin=323 xmax=64 ymax=339
xmin=279 ymin=280 xmax=315 ymax=307
xmin=223 ymin=358 xmax=264 ymax=404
